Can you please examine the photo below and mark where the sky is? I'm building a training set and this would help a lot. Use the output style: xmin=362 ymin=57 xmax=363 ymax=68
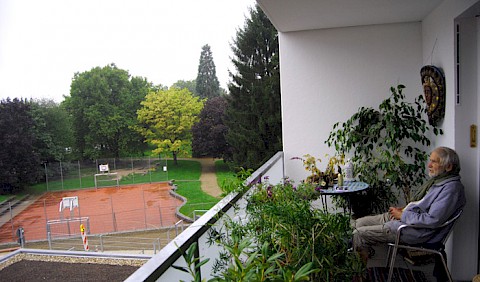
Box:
xmin=0 ymin=0 xmax=257 ymax=103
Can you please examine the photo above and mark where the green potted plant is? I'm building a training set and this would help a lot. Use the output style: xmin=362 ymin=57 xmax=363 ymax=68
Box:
xmin=326 ymin=84 xmax=442 ymax=217
xmin=205 ymin=177 xmax=364 ymax=281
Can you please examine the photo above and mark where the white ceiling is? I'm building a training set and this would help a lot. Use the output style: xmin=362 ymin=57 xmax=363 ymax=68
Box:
xmin=256 ymin=0 xmax=445 ymax=32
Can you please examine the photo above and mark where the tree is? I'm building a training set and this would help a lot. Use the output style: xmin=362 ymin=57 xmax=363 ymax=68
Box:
xmin=136 ymin=88 xmax=204 ymax=164
xmin=195 ymin=44 xmax=220 ymax=99
xmin=29 ymin=99 xmax=74 ymax=162
xmin=192 ymin=96 xmax=229 ymax=158
xmin=172 ymin=80 xmax=197 ymax=96
xmin=64 ymin=64 xmax=151 ymax=159
xmin=0 ymin=98 xmax=43 ymax=192
xmin=225 ymin=5 xmax=282 ymax=170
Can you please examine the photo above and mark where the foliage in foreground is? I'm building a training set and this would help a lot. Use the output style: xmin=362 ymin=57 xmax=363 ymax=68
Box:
xmin=178 ymin=178 xmax=365 ymax=281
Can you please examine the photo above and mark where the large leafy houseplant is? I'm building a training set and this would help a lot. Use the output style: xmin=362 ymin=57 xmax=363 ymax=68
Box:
xmin=326 ymin=84 xmax=442 ymax=216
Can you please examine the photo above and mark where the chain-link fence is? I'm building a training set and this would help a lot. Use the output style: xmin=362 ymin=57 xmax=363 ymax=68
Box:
xmin=0 ymin=182 xmax=184 ymax=246
xmin=34 ymin=156 xmax=169 ymax=192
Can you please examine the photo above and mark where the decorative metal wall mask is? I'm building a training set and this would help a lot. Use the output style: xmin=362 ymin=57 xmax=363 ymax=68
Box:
xmin=420 ymin=65 xmax=445 ymax=126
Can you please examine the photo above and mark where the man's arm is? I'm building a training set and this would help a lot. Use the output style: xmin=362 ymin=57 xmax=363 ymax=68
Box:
xmin=401 ymin=181 xmax=464 ymax=227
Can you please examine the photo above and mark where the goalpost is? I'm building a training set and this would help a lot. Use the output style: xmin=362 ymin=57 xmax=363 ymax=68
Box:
xmin=94 ymin=164 xmax=119 ymax=189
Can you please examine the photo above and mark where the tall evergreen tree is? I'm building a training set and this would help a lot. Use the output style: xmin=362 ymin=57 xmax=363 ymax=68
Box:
xmin=225 ymin=5 xmax=282 ymax=170
xmin=196 ymin=44 xmax=220 ymax=99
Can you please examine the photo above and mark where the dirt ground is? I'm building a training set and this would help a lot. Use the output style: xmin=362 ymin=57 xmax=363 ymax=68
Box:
xmin=0 ymin=183 xmax=182 ymax=243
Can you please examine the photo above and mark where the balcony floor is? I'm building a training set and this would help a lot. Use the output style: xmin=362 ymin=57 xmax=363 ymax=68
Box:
xmin=367 ymin=244 xmax=437 ymax=281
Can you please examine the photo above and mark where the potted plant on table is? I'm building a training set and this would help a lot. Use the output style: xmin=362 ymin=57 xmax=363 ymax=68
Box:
xmin=325 ymin=84 xmax=442 ymax=217
xmin=291 ymin=153 xmax=344 ymax=188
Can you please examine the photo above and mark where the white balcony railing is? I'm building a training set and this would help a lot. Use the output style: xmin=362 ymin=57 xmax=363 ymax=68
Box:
xmin=125 ymin=152 xmax=284 ymax=282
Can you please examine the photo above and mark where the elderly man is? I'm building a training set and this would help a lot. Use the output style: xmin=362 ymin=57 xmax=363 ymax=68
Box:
xmin=352 ymin=146 xmax=466 ymax=264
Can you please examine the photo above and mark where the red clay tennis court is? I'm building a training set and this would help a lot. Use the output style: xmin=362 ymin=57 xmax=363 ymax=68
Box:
xmin=0 ymin=183 xmax=182 ymax=244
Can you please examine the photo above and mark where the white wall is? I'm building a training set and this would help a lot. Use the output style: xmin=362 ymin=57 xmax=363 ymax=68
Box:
xmin=280 ymin=22 xmax=423 ymax=183
xmin=423 ymin=0 xmax=479 ymax=279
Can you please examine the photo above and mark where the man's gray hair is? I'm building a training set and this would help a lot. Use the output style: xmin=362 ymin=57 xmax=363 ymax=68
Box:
xmin=434 ymin=146 xmax=461 ymax=172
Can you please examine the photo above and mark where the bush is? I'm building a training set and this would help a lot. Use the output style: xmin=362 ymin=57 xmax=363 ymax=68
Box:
xmin=207 ymin=178 xmax=364 ymax=281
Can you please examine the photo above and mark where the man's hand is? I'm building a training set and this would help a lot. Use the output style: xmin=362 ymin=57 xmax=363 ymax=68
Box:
xmin=388 ymin=207 xmax=403 ymax=220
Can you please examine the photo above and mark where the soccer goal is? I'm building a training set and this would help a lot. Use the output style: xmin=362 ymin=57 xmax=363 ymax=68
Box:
xmin=94 ymin=164 xmax=119 ymax=188
xmin=46 ymin=217 xmax=90 ymax=240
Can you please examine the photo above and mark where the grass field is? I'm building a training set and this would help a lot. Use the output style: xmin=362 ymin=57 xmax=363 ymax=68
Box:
xmin=174 ymin=181 xmax=219 ymax=217
xmin=0 ymin=195 xmax=10 ymax=202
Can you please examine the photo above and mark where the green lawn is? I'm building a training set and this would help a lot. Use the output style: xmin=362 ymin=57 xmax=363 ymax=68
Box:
xmin=215 ymin=160 xmax=237 ymax=189
xmin=0 ymin=195 xmax=11 ymax=203
xmin=174 ymin=181 xmax=219 ymax=218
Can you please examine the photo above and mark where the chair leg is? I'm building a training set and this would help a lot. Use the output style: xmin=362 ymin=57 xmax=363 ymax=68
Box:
xmin=387 ymin=245 xmax=399 ymax=282
xmin=385 ymin=245 xmax=392 ymax=267
xmin=436 ymin=253 xmax=453 ymax=282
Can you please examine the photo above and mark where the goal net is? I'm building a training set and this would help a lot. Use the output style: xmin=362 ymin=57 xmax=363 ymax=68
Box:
xmin=46 ymin=217 xmax=90 ymax=239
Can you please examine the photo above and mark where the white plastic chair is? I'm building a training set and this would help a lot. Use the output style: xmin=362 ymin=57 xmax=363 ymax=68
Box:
xmin=386 ymin=209 xmax=463 ymax=282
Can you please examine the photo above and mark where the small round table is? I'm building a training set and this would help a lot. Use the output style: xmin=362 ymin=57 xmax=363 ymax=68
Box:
xmin=318 ymin=181 xmax=369 ymax=214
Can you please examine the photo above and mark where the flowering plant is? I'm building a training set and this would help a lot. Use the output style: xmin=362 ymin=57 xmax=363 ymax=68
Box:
xmin=291 ymin=154 xmax=344 ymax=187
xmin=249 ymin=176 xmax=320 ymax=205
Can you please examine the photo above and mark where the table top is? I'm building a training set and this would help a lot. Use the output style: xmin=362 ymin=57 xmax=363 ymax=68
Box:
xmin=318 ymin=180 xmax=369 ymax=195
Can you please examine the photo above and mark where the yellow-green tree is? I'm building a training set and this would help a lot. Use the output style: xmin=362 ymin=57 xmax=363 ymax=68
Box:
xmin=136 ymin=88 xmax=204 ymax=164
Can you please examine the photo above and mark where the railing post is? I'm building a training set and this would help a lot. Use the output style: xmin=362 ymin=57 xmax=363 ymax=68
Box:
xmin=159 ymin=206 xmax=163 ymax=227
xmin=47 ymin=231 xmax=52 ymax=250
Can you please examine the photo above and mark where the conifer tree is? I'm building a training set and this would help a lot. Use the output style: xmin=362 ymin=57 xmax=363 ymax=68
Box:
xmin=195 ymin=44 xmax=220 ymax=99
xmin=225 ymin=5 xmax=282 ymax=170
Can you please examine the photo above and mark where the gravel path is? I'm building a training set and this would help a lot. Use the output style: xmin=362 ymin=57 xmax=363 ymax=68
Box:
xmin=196 ymin=157 xmax=223 ymax=198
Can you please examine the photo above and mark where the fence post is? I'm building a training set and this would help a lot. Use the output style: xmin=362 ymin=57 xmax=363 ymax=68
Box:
xmin=110 ymin=196 xmax=116 ymax=232
xmin=60 ymin=161 xmax=64 ymax=190
xmin=43 ymin=199 xmax=48 ymax=223
xmin=9 ymin=201 xmax=13 ymax=237
xmin=142 ymin=190 xmax=147 ymax=229
xmin=149 ymin=156 xmax=152 ymax=183
xmin=67 ymin=217 xmax=71 ymax=236
xmin=44 ymin=161 xmax=49 ymax=191
xmin=112 ymin=212 xmax=117 ymax=232
xmin=158 ymin=206 xmax=163 ymax=227
xmin=131 ymin=157 xmax=134 ymax=184
xmin=78 ymin=160 xmax=82 ymax=189
xmin=100 ymin=234 xmax=104 ymax=252
xmin=47 ymin=231 xmax=52 ymax=250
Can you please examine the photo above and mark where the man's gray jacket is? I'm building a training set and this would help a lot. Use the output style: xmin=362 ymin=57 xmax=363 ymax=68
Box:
xmin=384 ymin=176 xmax=466 ymax=244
